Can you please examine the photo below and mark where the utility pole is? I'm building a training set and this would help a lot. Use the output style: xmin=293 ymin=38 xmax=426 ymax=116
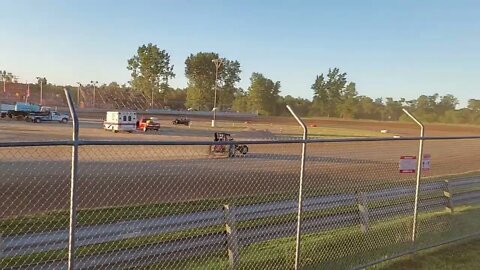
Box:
xmin=211 ymin=58 xmax=223 ymax=127
xmin=76 ymin=82 xmax=81 ymax=107
xmin=90 ymin=80 xmax=98 ymax=108
xmin=36 ymin=77 xmax=45 ymax=105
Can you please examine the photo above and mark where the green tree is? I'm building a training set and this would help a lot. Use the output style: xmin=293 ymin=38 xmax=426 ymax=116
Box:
xmin=127 ymin=43 xmax=175 ymax=107
xmin=337 ymin=82 xmax=358 ymax=118
xmin=311 ymin=74 xmax=328 ymax=116
xmin=311 ymin=68 xmax=348 ymax=117
xmin=247 ymin=73 xmax=281 ymax=115
xmin=185 ymin=52 xmax=241 ymax=110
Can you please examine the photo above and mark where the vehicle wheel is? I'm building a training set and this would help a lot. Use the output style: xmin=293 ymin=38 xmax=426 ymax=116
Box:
xmin=34 ymin=118 xmax=41 ymax=123
xmin=8 ymin=114 xmax=13 ymax=119
xmin=113 ymin=129 xmax=118 ymax=133
xmin=61 ymin=118 xmax=68 ymax=123
xmin=241 ymin=145 xmax=249 ymax=155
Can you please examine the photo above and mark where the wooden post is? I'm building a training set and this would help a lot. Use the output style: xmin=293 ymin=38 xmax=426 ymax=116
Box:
xmin=356 ymin=191 xmax=370 ymax=233
xmin=224 ymin=204 xmax=239 ymax=269
xmin=443 ymin=180 xmax=454 ymax=213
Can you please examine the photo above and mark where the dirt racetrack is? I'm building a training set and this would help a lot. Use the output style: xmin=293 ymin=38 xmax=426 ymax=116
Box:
xmin=1 ymin=116 xmax=480 ymax=218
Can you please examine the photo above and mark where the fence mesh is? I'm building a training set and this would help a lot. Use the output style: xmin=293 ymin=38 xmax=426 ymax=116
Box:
xmin=0 ymin=146 xmax=71 ymax=269
xmin=1 ymin=138 xmax=480 ymax=269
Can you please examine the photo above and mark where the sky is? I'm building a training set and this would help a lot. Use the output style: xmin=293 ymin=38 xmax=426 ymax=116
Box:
xmin=1 ymin=0 xmax=479 ymax=106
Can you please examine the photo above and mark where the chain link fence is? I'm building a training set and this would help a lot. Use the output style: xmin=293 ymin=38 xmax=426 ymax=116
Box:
xmin=1 ymin=136 xmax=480 ymax=270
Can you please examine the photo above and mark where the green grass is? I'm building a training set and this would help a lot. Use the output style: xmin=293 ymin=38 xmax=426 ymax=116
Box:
xmin=3 ymin=202 xmax=479 ymax=269
xmin=373 ymin=237 xmax=480 ymax=270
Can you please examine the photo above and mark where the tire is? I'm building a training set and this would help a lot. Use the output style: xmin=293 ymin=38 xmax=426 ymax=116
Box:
xmin=113 ymin=129 xmax=118 ymax=133
xmin=34 ymin=118 xmax=41 ymax=123
xmin=61 ymin=118 xmax=68 ymax=123
xmin=241 ymin=145 xmax=249 ymax=155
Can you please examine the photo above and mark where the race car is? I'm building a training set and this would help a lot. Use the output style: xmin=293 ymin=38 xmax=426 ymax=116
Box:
xmin=210 ymin=132 xmax=248 ymax=157
xmin=172 ymin=116 xmax=190 ymax=126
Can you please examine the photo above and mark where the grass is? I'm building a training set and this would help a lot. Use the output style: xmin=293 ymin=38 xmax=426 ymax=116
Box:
xmin=373 ymin=237 xmax=480 ymax=270
xmin=2 ymin=201 xmax=479 ymax=269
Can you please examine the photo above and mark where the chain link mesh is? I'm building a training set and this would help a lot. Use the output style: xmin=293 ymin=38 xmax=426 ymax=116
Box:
xmin=1 ymin=138 xmax=480 ymax=269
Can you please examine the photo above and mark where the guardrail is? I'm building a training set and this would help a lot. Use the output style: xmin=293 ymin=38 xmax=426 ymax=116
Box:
xmin=2 ymin=177 xmax=479 ymax=269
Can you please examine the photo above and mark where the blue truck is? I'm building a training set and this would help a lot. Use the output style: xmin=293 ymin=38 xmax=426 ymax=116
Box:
xmin=1 ymin=102 xmax=43 ymax=120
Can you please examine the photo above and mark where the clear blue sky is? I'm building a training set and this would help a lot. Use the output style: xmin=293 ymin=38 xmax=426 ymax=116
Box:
xmin=1 ymin=0 xmax=479 ymax=106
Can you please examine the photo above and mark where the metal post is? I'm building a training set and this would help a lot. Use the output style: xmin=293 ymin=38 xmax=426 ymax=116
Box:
xmin=91 ymin=81 xmax=98 ymax=108
xmin=40 ymin=80 xmax=43 ymax=105
xmin=286 ymin=105 xmax=307 ymax=270
xmin=402 ymin=109 xmax=425 ymax=249
xmin=64 ymin=88 xmax=79 ymax=270
xmin=223 ymin=204 xmax=239 ymax=269
xmin=212 ymin=59 xmax=223 ymax=128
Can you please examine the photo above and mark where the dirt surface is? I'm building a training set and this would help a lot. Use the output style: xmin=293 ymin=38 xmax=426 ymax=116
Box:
xmin=1 ymin=116 xmax=480 ymax=218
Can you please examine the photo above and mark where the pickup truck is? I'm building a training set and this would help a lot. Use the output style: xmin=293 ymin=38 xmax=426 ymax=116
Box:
xmin=27 ymin=111 xmax=70 ymax=123
xmin=137 ymin=117 xmax=160 ymax=132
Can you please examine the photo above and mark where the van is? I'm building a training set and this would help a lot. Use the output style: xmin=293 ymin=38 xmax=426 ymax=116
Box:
xmin=103 ymin=111 xmax=137 ymax=133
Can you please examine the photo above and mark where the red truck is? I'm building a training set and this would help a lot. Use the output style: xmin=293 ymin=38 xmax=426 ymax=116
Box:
xmin=137 ymin=117 xmax=160 ymax=132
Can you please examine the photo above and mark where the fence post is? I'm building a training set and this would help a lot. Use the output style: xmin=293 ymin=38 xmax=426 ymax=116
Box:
xmin=402 ymin=109 xmax=425 ymax=252
xmin=286 ymin=105 xmax=308 ymax=270
xmin=356 ymin=191 xmax=370 ymax=233
xmin=443 ymin=180 xmax=454 ymax=213
xmin=223 ymin=204 xmax=239 ymax=269
xmin=65 ymin=88 xmax=79 ymax=270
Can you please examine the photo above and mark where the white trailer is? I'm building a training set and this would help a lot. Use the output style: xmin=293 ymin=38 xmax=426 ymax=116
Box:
xmin=103 ymin=111 xmax=137 ymax=133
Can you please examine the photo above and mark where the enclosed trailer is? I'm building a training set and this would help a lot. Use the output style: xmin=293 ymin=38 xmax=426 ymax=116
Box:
xmin=103 ymin=111 xmax=137 ymax=133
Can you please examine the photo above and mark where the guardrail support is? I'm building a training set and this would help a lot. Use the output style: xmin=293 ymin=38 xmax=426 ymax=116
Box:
xmin=223 ymin=204 xmax=239 ymax=269
xmin=356 ymin=191 xmax=370 ymax=233
xmin=65 ymin=88 xmax=79 ymax=270
xmin=443 ymin=180 xmax=454 ymax=213
xmin=286 ymin=105 xmax=308 ymax=270
xmin=402 ymin=109 xmax=425 ymax=251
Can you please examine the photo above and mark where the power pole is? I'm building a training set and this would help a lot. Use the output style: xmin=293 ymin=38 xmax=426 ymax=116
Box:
xmin=91 ymin=80 xmax=98 ymax=108
xmin=211 ymin=58 xmax=223 ymax=127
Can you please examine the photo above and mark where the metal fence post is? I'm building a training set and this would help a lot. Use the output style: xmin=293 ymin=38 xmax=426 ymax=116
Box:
xmin=65 ymin=88 xmax=79 ymax=270
xmin=402 ymin=109 xmax=424 ymax=251
xmin=356 ymin=191 xmax=370 ymax=233
xmin=223 ymin=204 xmax=239 ymax=269
xmin=286 ymin=105 xmax=308 ymax=270
xmin=443 ymin=180 xmax=454 ymax=213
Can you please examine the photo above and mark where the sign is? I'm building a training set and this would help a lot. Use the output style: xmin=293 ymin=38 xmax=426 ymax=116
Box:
xmin=399 ymin=154 xmax=431 ymax=173
xmin=400 ymin=156 xmax=416 ymax=173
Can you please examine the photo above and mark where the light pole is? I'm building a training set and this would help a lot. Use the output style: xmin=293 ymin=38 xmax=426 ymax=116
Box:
xmin=36 ymin=77 xmax=45 ymax=105
xmin=76 ymin=82 xmax=81 ymax=107
xmin=90 ymin=80 xmax=98 ymax=108
xmin=211 ymin=58 xmax=223 ymax=127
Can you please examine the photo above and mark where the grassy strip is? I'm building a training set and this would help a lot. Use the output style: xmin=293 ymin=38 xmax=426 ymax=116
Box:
xmin=3 ymin=203 xmax=479 ymax=269
xmin=373 ymin=236 xmax=480 ymax=269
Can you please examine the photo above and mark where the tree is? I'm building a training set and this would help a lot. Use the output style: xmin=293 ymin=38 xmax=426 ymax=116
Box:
xmin=337 ymin=82 xmax=358 ymax=118
xmin=0 ymin=70 xmax=16 ymax=82
xmin=311 ymin=68 xmax=348 ymax=117
xmin=127 ymin=43 xmax=175 ymax=107
xmin=185 ymin=52 xmax=241 ymax=110
xmin=311 ymin=74 xmax=328 ymax=116
xmin=247 ymin=73 xmax=281 ymax=115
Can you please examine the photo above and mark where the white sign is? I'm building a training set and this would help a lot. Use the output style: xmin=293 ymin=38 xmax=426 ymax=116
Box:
xmin=399 ymin=156 xmax=416 ymax=173
xmin=399 ymin=154 xmax=431 ymax=173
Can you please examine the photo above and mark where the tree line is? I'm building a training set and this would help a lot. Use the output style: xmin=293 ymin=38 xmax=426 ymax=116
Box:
xmin=2 ymin=43 xmax=480 ymax=124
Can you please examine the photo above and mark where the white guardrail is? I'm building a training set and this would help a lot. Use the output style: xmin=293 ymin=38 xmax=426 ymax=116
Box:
xmin=1 ymin=177 xmax=480 ymax=269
